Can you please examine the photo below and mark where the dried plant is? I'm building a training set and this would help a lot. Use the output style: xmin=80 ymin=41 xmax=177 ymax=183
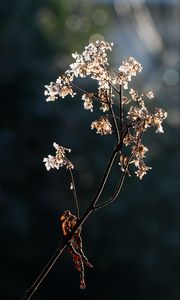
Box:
xmin=23 ymin=41 xmax=167 ymax=299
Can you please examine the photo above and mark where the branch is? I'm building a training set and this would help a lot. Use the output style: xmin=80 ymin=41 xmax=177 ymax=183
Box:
xmin=70 ymin=83 xmax=107 ymax=104
xmin=22 ymin=243 xmax=67 ymax=300
xmin=109 ymin=104 xmax=120 ymax=143
xmin=94 ymin=173 xmax=126 ymax=210
xmin=22 ymin=139 xmax=125 ymax=300
xmin=119 ymin=85 xmax=123 ymax=141
xmin=108 ymin=82 xmax=120 ymax=94
xmin=94 ymin=153 xmax=133 ymax=210
xmin=34 ymin=40 xmax=167 ymax=300
xmin=107 ymin=85 xmax=120 ymax=143
xmin=94 ymin=130 xmax=146 ymax=212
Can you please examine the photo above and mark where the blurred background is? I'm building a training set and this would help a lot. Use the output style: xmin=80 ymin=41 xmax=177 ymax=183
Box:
xmin=0 ymin=0 xmax=179 ymax=299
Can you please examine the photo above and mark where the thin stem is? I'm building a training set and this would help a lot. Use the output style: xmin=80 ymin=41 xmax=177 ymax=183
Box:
xmin=108 ymin=85 xmax=120 ymax=143
xmin=94 ymin=172 xmax=126 ymax=210
xmin=108 ymin=81 xmax=120 ymax=94
xmin=69 ymin=169 xmax=80 ymax=219
xmin=100 ymin=64 xmax=120 ymax=94
xmin=22 ymin=206 xmax=93 ymax=300
xmin=94 ymin=153 xmax=133 ymax=210
xmin=119 ymin=85 xmax=123 ymax=142
xmin=70 ymin=83 xmax=106 ymax=104
xmin=109 ymin=104 xmax=120 ymax=143
xmin=91 ymin=149 xmax=118 ymax=207
xmin=95 ymin=122 xmax=146 ymax=211
xmin=94 ymin=130 xmax=145 ymax=212
xmin=91 ymin=126 xmax=129 ymax=208
xmin=22 ymin=244 xmax=67 ymax=300
xmin=106 ymin=114 xmax=120 ymax=121
xmin=71 ymin=81 xmax=121 ymax=145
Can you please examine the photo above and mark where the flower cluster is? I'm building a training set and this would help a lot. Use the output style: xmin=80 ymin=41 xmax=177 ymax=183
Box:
xmin=82 ymin=93 xmax=94 ymax=112
xmin=70 ymin=40 xmax=113 ymax=78
xmin=118 ymin=87 xmax=167 ymax=179
xmin=127 ymin=101 xmax=167 ymax=133
xmin=44 ymin=40 xmax=167 ymax=180
xmin=43 ymin=143 xmax=74 ymax=171
xmin=44 ymin=41 xmax=113 ymax=103
xmin=131 ymin=143 xmax=151 ymax=180
xmin=118 ymin=57 xmax=143 ymax=89
xmin=119 ymin=139 xmax=152 ymax=180
xmin=91 ymin=117 xmax=112 ymax=135
xmin=44 ymin=74 xmax=76 ymax=102
xmin=153 ymin=108 xmax=168 ymax=133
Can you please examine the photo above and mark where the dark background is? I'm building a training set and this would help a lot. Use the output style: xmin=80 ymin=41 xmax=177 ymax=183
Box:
xmin=0 ymin=0 xmax=179 ymax=299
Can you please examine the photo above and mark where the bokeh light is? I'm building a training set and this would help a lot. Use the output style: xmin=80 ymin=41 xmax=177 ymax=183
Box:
xmin=163 ymin=69 xmax=179 ymax=86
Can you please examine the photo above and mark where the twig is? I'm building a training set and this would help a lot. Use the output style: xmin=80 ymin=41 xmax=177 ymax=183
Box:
xmin=22 ymin=243 xmax=67 ymax=300
xmin=94 ymin=153 xmax=133 ymax=210
xmin=108 ymin=85 xmax=120 ymax=143
xmin=22 ymin=137 xmax=126 ymax=300
xmin=119 ymin=85 xmax=123 ymax=141
xmin=71 ymin=83 xmax=106 ymax=104
xmin=69 ymin=169 xmax=80 ymax=219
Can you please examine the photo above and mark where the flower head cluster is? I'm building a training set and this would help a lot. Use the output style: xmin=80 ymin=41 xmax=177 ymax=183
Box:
xmin=129 ymin=89 xmax=145 ymax=107
xmin=119 ymin=87 xmax=167 ymax=179
xmin=44 ymin=40 xmax=167 ymax=180
xmin=44 ymin=41 xmax=144 ymax=135
xmin=44 ymin=72 xmax=76 ymax=102
xmin=119 ymin=138 xmax=152 ymax=180
xmin=127 ymin=95 xmax=167 ymax=133
xmin=134 ymin=161 xmax=152 ymax=180
xmin=131 ymin=143 xmax=151 ymax=180
xmin=44 ymin=41 xmax=113 ymax=103
xmin=91 ymin=117 xmax=112 ymax=135
xmin=118 ymin=57 xmax=143 ymax=89
xmin=70 ymin=40 xmax=113 ymax=78
xmin=43 ymin=143 xmax=74 ymax=171
xmin=153 ymin=108 xmax=168 ymax=133
xmin=82 ymin=93 xmax=94 ymax=112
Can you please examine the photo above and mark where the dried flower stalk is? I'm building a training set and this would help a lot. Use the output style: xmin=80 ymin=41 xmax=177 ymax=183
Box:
xmin=23 ymin=40 xmax=167 ymax=300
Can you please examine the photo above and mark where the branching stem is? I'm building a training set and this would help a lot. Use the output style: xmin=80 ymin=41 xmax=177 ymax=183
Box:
xmin=94 ymin=153 xmax=133 ymax=210
xmin=22 ymin=130 xmax=127 ymax=300
xmin=71 ymin=83 xmax=106 ymax=104
xmin=27 ymin=40 xmax=167 ymax=300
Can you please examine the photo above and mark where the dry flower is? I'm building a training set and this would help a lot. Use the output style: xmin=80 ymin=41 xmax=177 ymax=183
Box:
xmin=134 ymin=160 xmax=152 ymax=180
xmin=153 ymin=108 xmax=168 ymax=133
xmin=82 ymin=93 xmax=94 ymax=112
xmin=146 ymin=91 xmax=154 ymax=99
xmin=129 ymin=89 xmax=145 ymax=107
xmin=44 ymin=40 xmax=167 ymax=180
xmin=91 ymin=117 xmax=112 ymax=135
xmin=122 ymin=96 xmax=130 ymax=105
xmin=118 ymin=57 xmax=143 ymax=89
xmin=43 ymin=142 xmax=74 ymax=171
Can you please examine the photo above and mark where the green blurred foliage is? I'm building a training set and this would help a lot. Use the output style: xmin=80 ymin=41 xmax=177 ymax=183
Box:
xmin=0 ymin=0 xmax=179 ymax=299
